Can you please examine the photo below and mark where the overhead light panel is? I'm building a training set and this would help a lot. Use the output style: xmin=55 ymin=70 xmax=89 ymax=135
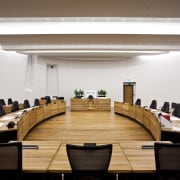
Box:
xmin=19 ymin=50 xmax=168 ymax=55
xmin=0 ymin=17 xmax=180 ymax=35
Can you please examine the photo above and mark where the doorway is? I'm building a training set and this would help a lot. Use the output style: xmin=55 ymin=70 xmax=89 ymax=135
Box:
xmin=123 ymin=82 xmax=136 ymax=105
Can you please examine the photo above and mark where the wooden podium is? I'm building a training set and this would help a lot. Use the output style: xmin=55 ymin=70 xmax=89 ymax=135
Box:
xmin=70 ymin=98 xmax=111 ymax=111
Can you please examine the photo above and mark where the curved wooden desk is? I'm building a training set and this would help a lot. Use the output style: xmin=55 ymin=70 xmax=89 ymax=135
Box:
xmin=3 ymin=103 xmax=24 ymax=114
xmin=0 ymin=100 xmax=66 ymax=142
xmin=114 ymin=102 xmax=161 ymax=141
xmin=17 ymin=99 xmax=66 ymax=141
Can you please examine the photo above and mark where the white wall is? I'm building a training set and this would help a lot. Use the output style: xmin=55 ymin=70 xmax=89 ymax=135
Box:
xmin=0 ymin=50 xmax=28 ymax=103
xmin=0 ymin=50 xmax=180 ymax=108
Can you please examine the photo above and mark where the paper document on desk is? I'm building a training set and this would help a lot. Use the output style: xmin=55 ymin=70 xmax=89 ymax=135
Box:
xmin=160 ymin=116 xmax=172 ymax=128
xmin=170 ymin=116 xmax=180 ymax=121
xmin=24 ymin=107 xmax=33 ymax=111
xmin=150 ymin=109 xmax=158 ymax=113
xmin=0 ymin=116 xmax=16 ymax=121
xmin=14 ymin=111 xmax=23 ymax=115
xmin=14 ymin=110 xmax=27 ymax=115
xmin=150 ymin=109 xmax=160 ymax=117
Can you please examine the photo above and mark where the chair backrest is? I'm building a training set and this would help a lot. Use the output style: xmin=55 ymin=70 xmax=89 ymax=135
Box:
xmin=45 ymin=96 xmax=51 ymax=104
xmin=161 ymin=102 xmax=169 ymax=113
xmin=0 ymin=99 xmax=6 ymax=106
xmin=66 ymin=144 xmax=112 ymax=179
xmin=150 ymin=99 xmax=157 ymax=109
xmin=0 ymin=104 xmax=6 ymax=116
xmin=11 ymin=101 xmax=19 ymax=112
xmin=8 ymin=98 xmax=13 ymax=105
xmin=23 ymin=99 xmax=30 ymax=109
xmin=172 ymin=103 xmax=180 ymax=118
xmin=88 ymin=95 xmax=94 ymax=100
xmin=154 ymin=142 xmax=180 ymax=179
xmin=135 ymin=98 xmax=141 ymax=106
xmin=34 ymin=98 xmax=40 ymax=106
xmin=0 ymin=142 xmax=22 ymax=179
xmin=171 ymin=102 xmax=177 ymax=109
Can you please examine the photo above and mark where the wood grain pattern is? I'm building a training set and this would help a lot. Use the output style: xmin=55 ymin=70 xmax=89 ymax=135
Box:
xmin=120 ymin=141 xmax=156 ymax=173
xmin=114 ymin=102 xmax=161 ymax=140
xmin=25 ymin=108 xmax=153 ymax=143
xmin=22 ymin=141 xmax=61 ymax=173
xmin=70 ymin=98 xmax=111 ymax=111
xmin=17 ymin=100 xmax=66 ymax=140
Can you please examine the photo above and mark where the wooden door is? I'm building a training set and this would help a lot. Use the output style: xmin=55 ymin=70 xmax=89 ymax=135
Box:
xmin=123 ymin=82 xmax=135 ymax=104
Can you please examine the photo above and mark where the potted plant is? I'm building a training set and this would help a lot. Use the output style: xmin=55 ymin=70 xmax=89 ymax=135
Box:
xmin=79 ymin=89 xmax=84 ymax=97
xmin=74 ymin=89 xmax=84 ymax=98
xmin=74 ymin=89 xmax=79 ymax=98
xmin=97 ymin=89 xmax=107 ymax=97
xmin=102 ymin=90 xmax=107 ymax=97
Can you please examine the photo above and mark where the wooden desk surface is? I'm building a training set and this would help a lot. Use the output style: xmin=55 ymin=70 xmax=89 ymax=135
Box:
xmin=119 ymin=141 xmax=157 ymax=173
xmin=22 ymin=141 xmax=169 ymax=173
xmin=154 ymin=110 xmax=180 ymax=133
xmin=0 ymin=109 xmax=32 ymax=132
xmin=0 ymin=101 xmax=66 ymax=141
xmin=22 ymin=141 xmax=61 ymax=173
xmin=0 ymin=113 xmax=19 ymax=131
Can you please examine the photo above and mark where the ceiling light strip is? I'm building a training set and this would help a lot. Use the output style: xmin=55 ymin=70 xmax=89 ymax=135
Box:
xmin=20 ymin=50 xmax=168 ymax=54
xmin=0 ymin=21 xmax=180 ymax=35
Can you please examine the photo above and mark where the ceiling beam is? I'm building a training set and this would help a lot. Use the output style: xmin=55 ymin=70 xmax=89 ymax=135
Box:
xmin=1 ymin=34 xmax=180 ymax=46
xmin=0 ymin=0 xmax=180 ymax=18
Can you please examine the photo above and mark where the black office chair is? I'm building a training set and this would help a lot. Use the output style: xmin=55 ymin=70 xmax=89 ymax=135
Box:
xmin=154 ymin=142 xmax=180 ymax=180
xmin=0 ymin=104 xmax=6 ymax=116
xmin=66 ymin=143 xmax=112 ymax=180
xmin=8 ymin=98 xmax=13 ymax=105
xmin=0 ymin=141 xmax=22 ymax=180
xmin=172 ymin=103 xmax=180 ymax=118
xmin=135 ymin=98 xmax=141 ymax=106
xmin=171 ymin=102 xmax=177 ymax=109
xmin=88 ymin=95 xmax=94 ymax=100
xmin=149 ymin=99 xmax=157 ymax=109
xmin=0 ymin=99 xmax=6 ymax=106
xmin=11 ymin=101 xmax=19 ymax=112
xmin=23 ymin=99 xmax=31 ymax=109
xmin=161 ymin=102 xmax=170 ymax=113
xmin=45 ymin=96 xmax=51 ymax=104
xmin=34 ymin=98 xmax=40 ymax=106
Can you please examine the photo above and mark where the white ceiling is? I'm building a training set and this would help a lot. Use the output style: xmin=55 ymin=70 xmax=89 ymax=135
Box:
xmin=0 ymin=0 xmax=180 ymax=60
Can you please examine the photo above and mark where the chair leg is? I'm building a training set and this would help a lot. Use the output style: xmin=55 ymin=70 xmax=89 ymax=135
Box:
xmin=116 ymin=173 xmax=118 ymax=180
xmin=62 ymin=173 xmax=64 ymax=180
